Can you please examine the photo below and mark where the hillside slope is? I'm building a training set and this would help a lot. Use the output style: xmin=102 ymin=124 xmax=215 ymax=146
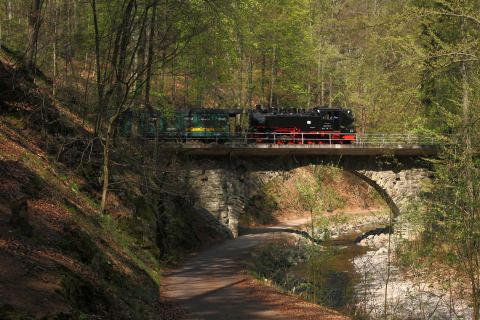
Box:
xmin=0 ymin=55 xmax=222 ymax=319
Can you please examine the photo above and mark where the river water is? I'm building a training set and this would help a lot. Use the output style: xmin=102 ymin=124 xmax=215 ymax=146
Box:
xmin=291 ymin=225 xmax=375 ymax=314
xmin=289 ymin=226 xmax=473 ymax=319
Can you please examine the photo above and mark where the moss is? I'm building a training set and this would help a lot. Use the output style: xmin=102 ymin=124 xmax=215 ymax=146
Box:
xmin=58 ymin=271 xmax=109 ymax=315
xmin=58 ymin=227 xmax=97 ymax=264
xmin=0 ymin=304 xmax=34 ymax=320
xmin=132 ymin=196 xmax=156 ymax=224
xmin=96 ymin=212 xmax=162 ymax=285
xmin=9 ymin=199 xmax=33 ymax=237
xmin=70 ymin=182 xmax=80 ymax=193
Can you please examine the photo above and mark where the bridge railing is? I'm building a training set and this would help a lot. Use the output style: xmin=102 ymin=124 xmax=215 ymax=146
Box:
xmin=354 ymin=133 xmax=441 ymax=146
xmin=151 ymin=132 xmax=443 ymax=146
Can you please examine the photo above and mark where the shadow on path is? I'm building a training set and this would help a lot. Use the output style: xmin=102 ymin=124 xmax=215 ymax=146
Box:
xmin=162 ymin=225 xmax=346 ymax=320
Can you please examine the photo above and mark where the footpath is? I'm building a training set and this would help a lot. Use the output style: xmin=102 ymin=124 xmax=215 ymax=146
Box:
xmin=161 ymin=222 xmax=349 ymax=320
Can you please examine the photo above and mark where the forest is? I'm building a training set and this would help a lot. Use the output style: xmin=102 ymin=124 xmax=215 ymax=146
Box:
xmin=4 ymin=0 xmax=479 ymax=133
xmin=0 ymin=0 xmax=479 ymax=319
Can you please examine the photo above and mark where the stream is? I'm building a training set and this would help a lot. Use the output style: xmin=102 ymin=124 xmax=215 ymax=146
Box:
xmin=284 ymin=225 xmax=473 ymax=319
xmin=291 ymin=224 xmax=376 ymax=313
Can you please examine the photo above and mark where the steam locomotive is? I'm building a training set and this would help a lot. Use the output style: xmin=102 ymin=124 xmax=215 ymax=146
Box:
xmin=119 ymin=106 xmax=356 ymax=144
xmin=249 ymin=106 xmax=356 ymax=144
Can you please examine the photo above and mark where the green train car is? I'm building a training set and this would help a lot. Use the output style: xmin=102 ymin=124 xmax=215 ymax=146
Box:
xmin=182 ymin=108 xmax=229 ymax=138
xmin=118 ymin=108 xmax=234 ymax=139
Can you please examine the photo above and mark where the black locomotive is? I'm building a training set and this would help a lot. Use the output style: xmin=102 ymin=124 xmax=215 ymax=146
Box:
xmin=249 ymin=106 xmax=356 ymax=144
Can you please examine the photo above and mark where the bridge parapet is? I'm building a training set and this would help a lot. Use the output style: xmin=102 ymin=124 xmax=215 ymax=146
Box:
xmin=160 ymin=143 xmax=438 ymax=157
xmin=155 ymin=132 xmax=444 ymax=146
xmin=154 ymin=133 xmax=442 ymax=157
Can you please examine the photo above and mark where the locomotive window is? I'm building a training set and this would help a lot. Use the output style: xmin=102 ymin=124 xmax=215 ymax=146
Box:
xmin=321 ymin=112 xmax=339 ymax=121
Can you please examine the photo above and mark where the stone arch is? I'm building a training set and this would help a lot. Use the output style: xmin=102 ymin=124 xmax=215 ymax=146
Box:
xmin=182 ymin=155 xmax=432 ymax=238
xmin=347 ymin=170 xmax=400 ymax=217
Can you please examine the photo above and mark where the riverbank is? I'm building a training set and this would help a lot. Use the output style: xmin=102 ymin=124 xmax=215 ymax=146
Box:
xmin=354 ymin=235 xmax=473 ymax=319
xmin=247 ymin=213 xmax=474 ymax=320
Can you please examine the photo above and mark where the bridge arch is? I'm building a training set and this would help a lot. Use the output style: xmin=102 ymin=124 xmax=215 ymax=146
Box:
xmin=182 ymin=155 xmax=432 ymax=238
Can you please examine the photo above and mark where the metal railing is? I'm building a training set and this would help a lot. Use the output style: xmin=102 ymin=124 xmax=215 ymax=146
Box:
xmin=149 ymin=132 xmax=443 ymax=146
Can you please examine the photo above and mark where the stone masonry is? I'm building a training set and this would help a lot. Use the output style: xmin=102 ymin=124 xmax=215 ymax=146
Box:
xmin=177 ymin=155 xmax=433 ymax=238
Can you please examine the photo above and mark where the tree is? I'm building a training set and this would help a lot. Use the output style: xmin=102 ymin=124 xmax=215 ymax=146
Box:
xmin=415 ymin=2 xmax=480 ymax=318
xmin=25 ymin=0 xmax=43 ymax=70
xmin=296 ymin=167 xmax=324 ymax=239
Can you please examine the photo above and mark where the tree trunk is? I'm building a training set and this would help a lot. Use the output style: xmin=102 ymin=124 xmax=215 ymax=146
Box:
xmin=92 ymin=0 xmax=104 ymax=135
xmin=52 ymin=0 xmax=58 ymax=97
xmin=172 ymin=60 xmax=177 ymax=109
xmin=460 ymin=45 xmax=479 ymax=320
xmin=328 ymin=74 xmax=333 ymax=107
xmin=317 ymin=51 xmax=322 ymax=106
xmin=25 ymin=0 xmax=43 ymax=71
xmin=261 ymin=52 xmax=266 ymax=105
xmin=269 ymin=45 xmax=276 ymax=108
xmin=184 ymin=69 xmax=189 ymax=107
xmin=145 ymin=1 xmax=157 ymax=109
xmin=238 ymin=44 xmax=244 ymax=107
xmin=320 ymin=56 xmax=325 ymax=106
xmin=307 ymin=83 xmax=311 ymax=109
xmin=100 ymin=122 xmax=113 ymax=213
xmin=461 ymin=60 xmax=471 ymax=151
xmin=136 ymin=25 xmax=146 ymax=104
xmin=247 ymin=56 xmax=254 ymax=108
xmin=8 ymin=1 xmax=13 ymax=20
xmin=99 ymin=0 xmax=136 ymax=213
xmin=82 ymin=54 xmax=93 ymax=125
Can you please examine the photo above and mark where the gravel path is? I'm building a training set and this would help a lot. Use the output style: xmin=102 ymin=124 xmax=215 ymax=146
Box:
xmin=161 ymin=225 xmax=348 ymax=320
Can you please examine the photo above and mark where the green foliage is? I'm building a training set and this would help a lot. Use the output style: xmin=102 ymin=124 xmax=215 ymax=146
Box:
xmin=59 ymin=270 xmax=109 ymax=315
xmin=416 ymin=0 xmax=480 ymax=132
xmin=322 ymin=185 xmax=346 ymax=212
xmin=0 ymin=304 xmax=34 ymax=320
xmin=250 ymin=241 xmax=308 ymax=284
xmin=297 ymin=165 xmax=347 ymax=213
xmin=250 ymin=240 xmax=356 ymax=311
xmin=242 ymin=192 xmax=278 ymax=225
xmin=296 ymin=178 xmax=322 ymax=213
xmin=0 ymin=0 xmax=434 ymax=133
xmin=58 ymin=227 xmax=98 ymax=264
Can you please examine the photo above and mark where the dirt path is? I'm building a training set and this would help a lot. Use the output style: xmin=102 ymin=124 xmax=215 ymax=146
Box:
xmin=161 ymin=224 xmax=349 ymax=320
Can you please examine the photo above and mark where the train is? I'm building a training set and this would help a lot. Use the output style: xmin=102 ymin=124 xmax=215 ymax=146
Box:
xmin=118 ymin=106 xmax=356 ymax=144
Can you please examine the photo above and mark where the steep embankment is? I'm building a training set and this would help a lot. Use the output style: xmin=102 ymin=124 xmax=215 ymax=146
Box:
xmin=0 ymin=60 xmax=169 ymax=319
xmin=0 ymin=56 xmax=224 ymax=318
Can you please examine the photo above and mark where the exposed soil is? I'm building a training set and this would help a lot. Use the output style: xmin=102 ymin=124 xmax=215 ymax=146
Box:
xmin=0 ymin=59 xmax=177 ymax=319
xmin=242 ymin=166 xmax=386 ymax=227
xmin=162 ymin=224 xmax=350 ymax=320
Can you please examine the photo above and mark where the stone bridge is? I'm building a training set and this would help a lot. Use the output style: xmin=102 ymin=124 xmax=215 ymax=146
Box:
xmin=170 ymin=151 xmax=434 ymax=238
